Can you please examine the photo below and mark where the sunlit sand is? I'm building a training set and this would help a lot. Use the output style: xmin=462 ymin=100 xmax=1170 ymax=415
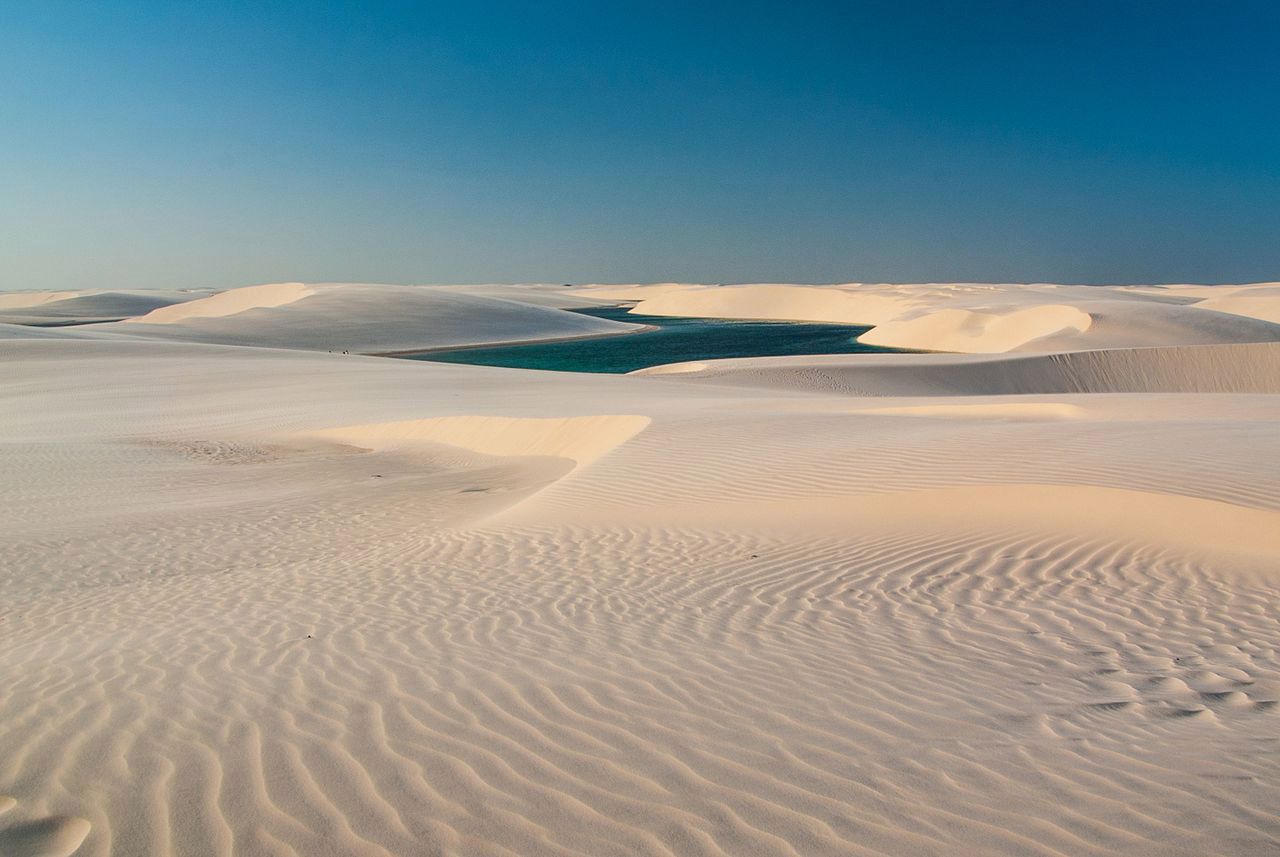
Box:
xmin=3 ymin=281 xmax=1279 ymax=856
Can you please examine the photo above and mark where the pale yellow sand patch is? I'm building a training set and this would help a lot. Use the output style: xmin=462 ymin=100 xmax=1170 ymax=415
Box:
xmin=858 ymin=304 xmax=1093 ymax=352
xmin=857 ymin=402 xmax=1084 ymax=419
xmin=130 ymin=282 xmax=314 ymax=323
xmin=312 ymin=414 xmax=651 ymax=468
xmin=0 ymin=290 xmax=86 ymax=310
xmin=581 ymin=281 xmax=1280 ymax=353
xmin=1195 ymin=287 xmax=1280 ymax=324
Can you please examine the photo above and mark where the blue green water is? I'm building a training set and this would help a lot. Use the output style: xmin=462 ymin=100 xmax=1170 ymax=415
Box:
xmin=402 ymin=306 xmax=901 ymax=374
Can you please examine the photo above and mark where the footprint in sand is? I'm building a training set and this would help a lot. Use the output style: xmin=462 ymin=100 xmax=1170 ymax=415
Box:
xmin=0 ymin=797 xmax=90 ymax=857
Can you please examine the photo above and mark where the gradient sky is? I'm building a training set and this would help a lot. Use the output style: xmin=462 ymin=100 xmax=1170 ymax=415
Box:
xmin=3 ymin=1 xmax=1279 ymax=290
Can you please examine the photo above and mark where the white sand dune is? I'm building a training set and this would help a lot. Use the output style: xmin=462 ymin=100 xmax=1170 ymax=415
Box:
xmin=585 ymin=282 xmax=914 ymax=325
xmin=0 ymin=322 xmax=146 ymax=342
xmin=3 ymin=282 xmax=1280 ymax=856
xmin=128 ymin=281 xmax=314 ymax=323
xmin=1194 ymin=285 xmax=1280 ymax=325
xmin=0 ymin=289 xmax=207 ymax=325
xmin=8 ymin=280 xmax=1280 ymax=354
xmin=638 ymin=342 xmax=1280 ymax=396
xmin=858 ymin=303 xmax=1093 ymax=351
xmin=0 ymin=322 xmax=92 ymax=340
xmin=432 ymin=283 xmax=624 ymax=309
xmin=314 ymin=415 xmax=651 ymax=468
xmin=0 ymin=290 xmax=88 ymax=310
xmin=856 ymin=402 xmax=1085 ymax=420
xmin=97 ymin=282 xmax=640 ymax=352
xmin=586 ymin=281 xmax=1280 ymax=352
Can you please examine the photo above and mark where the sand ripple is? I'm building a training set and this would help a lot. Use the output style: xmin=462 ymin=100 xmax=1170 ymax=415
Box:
xmin=2 ymin=334 xmax=1279 ymax=855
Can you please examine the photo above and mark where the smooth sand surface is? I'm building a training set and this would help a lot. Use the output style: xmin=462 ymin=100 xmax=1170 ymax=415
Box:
xmin=0 ymin=290 xmax=89 ymax=310
xmin=2 ymin=282 xmax=1279 ymax=856
xmin=94 ymin=283 xmax=640 ymax=353
xmin=636 ymin=343 xmax=1280 ymax=395
xmin=0 ymin=289 xmax=209 ymax=326
xmin=586 ymin=281 xmax=1280 ymax=352
xmin=128 ymin=282 xmax=316 ymax=324
xmin=1195 ymin=286 xmax=1280 ymax=325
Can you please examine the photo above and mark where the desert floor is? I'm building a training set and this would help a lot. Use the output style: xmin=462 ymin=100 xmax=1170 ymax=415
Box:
xmin=2 ymin=281 xmax=1279 ymax=856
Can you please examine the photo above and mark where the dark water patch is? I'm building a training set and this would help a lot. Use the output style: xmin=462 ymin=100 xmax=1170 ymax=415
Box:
xmin=402 ymin=305 xmax=904 ymax=374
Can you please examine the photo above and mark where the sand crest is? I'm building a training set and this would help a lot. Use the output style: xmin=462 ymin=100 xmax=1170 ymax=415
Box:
xmin=129 ymin=282 xmax=314 ymax=323
xmin=313 ymin=415 xmax=651 ymax=468
xmin=101 ymin=282 xmax=640 ymax=353
xmin=589 ymin=281 xmax=1280 ymax=353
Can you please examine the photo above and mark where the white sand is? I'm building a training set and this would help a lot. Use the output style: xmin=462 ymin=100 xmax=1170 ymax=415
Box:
xmin=588 ymin=281 xmax=1280 ymax=352
xmin=2 ymin=282 xmax=1279 ymax=856
xmin=0 ymin=289 xmax=210 ymax=326
xmin=0 ymin=290 xmax=89 ymax=310
xmin=635 ymin=342 xmax=1280 ymax=395
xmin=95 ymin=282 xmax=640 ymax=352
xmin=858 ymin=303 xmax=1094 ymax=351
xmin=127 ymin=282 xmax=316 ymax=323
xmin=1195 ymin=286 xmax=1280 ymax=325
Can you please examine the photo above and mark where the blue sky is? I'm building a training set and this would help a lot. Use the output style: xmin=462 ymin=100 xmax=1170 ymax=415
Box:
xmin=3 ymin=1 xmax=1278 ymax=290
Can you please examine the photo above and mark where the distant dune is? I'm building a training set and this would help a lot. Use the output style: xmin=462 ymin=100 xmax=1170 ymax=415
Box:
xmin=0 ymin=288 xmax=207 ymax=325
xmin=1195 ymin=285 xmax=1280 ymax=324
xmin=127 ymin=281 xmax=315 ymax=323
xmin=97 ymin=282 xmax=640 ymax=352
xmin=587 ymin=281 xmax=1280 ymax=352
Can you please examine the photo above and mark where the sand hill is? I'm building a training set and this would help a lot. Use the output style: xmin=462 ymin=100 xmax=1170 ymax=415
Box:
xmin=97 ymin=282 xmax=639 ymax=353
xmin=585 ymin=281 xmax=1280 ymax=353
xmin=2 ymin=282 xmax=1278 ymax=857
xmin=0 ymin=288 xmax=209 ymax=326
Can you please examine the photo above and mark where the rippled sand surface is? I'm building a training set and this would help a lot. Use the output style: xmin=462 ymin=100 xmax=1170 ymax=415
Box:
xmin=3 ymin=282 xmax=1280 ymax=856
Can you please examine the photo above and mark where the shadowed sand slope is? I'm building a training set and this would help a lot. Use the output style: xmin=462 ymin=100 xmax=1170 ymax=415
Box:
xmin=0 ymin=323 xmax=130 ymax=341
xmin=3 ymin=287 xmax=1280 ymax=856
xmin=637 ymin=342 xmax=1280 ymax=396
xmin=0 ymin=289 xmax=208 ymax=325
xmin=8 ymin=280 xmax=1280 ymax=353
xmin=1195 ymin=286 xmax=1280 ymax=324
xmin=97 ymin=282 xmax=640 ymax=352
xmin=128 ymin=281 xmax=314 ymax=323
xmin=314 ymin=415 xmax=651 ymax=467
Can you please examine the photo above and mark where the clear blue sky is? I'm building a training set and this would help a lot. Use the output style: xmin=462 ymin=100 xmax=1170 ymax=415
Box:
xmin=3 ymin=1 xmax=1278 ymax=290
